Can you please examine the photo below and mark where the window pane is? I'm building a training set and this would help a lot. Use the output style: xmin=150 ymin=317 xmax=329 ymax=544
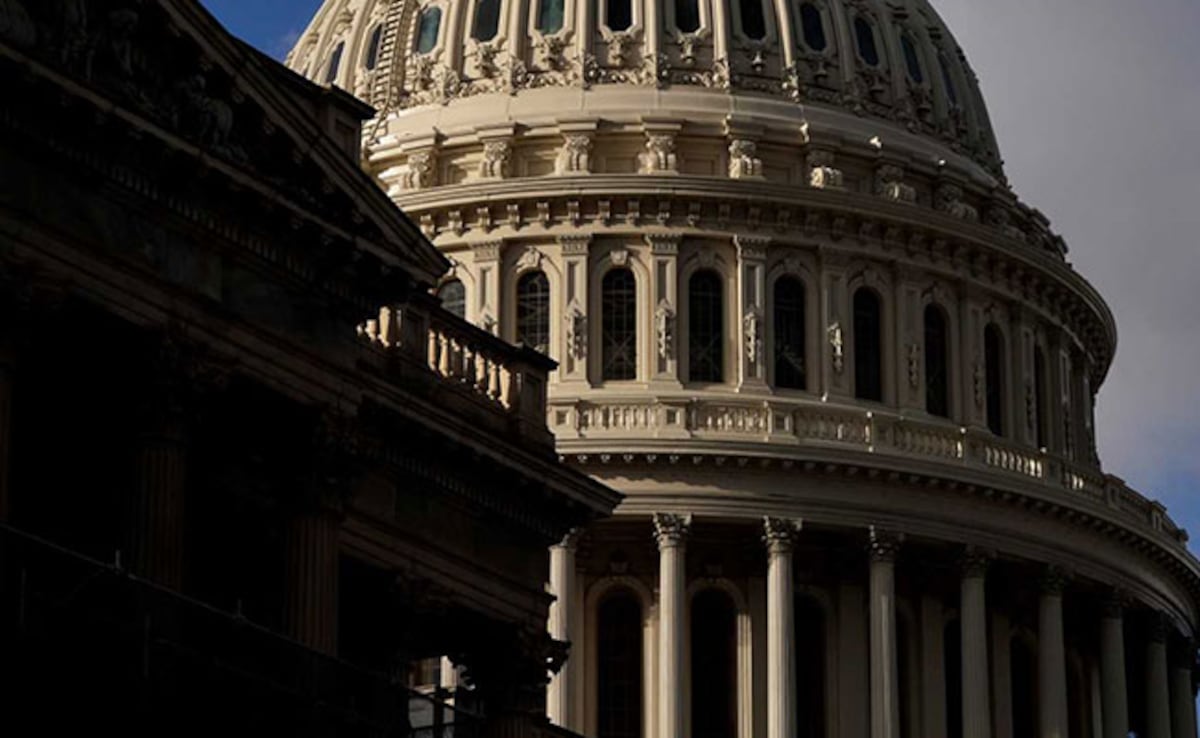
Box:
xmin=602 ymin=269 xmax=638 ymax=381
xmin=473 ymin=0 xmax=502 ymax=41
xmin=325 ymin=42 xmax=345 ymax=83
xmin=537 ymin=0 xmax=565 ymax=34
xmin=853 ymin=288 xmax=882 ymax=402
xmin=924 ymin=305 xmax=949 ymax=417
xmin=598 ymin=590 xmax=642 ymax=738
xmin=607 ymin=0 xmax=633 ymax=31
xmin=799 ymin=3 xmax=826 ymax=52
xmin=691 ymin=591 xmax=736 ymax=738
xmin=675 ymin=0 xmax=701 ymax=33
xmin=689 ymin=270 xmax=724 ymax=383
xmin=774 ymin=277 xmax=807 ymax=390
xmin=854 ymin=17 xmax=879 ymax=67
xmin=516 ymin=271 xmax=551 ymax=355
xmin=416 ymin=7 xmax=442 ymax=54
xmin=901 ymin=34 xmax=924 ymax=83
xmin=365 ymin=24 xmax=383 ymax=70
xmin=740 ymin=0 xmax=767 ymax=40
xmin=984 ymin=324 xmax=1005 ymax=436
xmin=438 ymin=280 xmax=465 ymax=318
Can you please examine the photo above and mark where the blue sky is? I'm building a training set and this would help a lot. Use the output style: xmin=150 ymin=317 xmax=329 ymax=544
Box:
xmin=201 ymin=1 xmax=1200 ymax=551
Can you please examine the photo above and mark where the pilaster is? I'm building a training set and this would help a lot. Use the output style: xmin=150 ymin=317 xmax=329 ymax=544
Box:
xmin=647 ymin=234 xmax=682 ymax=385
xmin=821 ymin=253 xmax=850 ymax=400
xmin=736 ymin=235 xmax=770 ymax=391
xmin=558 ymin=235 xmax=592 ymax=383
xmin=473 ymin=240 xmax=504 ymax=334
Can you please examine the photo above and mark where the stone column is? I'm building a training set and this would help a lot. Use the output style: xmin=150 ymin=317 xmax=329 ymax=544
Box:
xmin=960 ymin=548 xmax=992 ymax=738
xmin=1170 ymin=644 xmax=1198 ymax=738
xmin=547 ymin=530 xmax=580 ymax=729
xmin=1038 ymin=568 xmax=1070 ymax=738
xmin=654 ymin=512 xmax=692 ymax=738
xmin=990 ymin=609 xmax=1014 ymax=738
xmin=920 ymin=594 xmax=949 ymax=738
xmin=1099 ymin=596 xmax=1129 ymax=738
xmin=869 ymin=528 xmax=902 ymax=738
xmin=1146 ymin=616 xmax=1172 ymax=738
xmin=764 ymin=517 xmax=802 ymax=738
xmin=283 ymin=497 xmax=341 ymax=655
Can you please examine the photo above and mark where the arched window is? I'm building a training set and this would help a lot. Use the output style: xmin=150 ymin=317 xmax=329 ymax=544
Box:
xmin=691 ymin=590 xmax=737 ymax=738
xmin=739 ymin=0 xmax=767 ymax=41
xmin=675 ymin=0 xmax=701 ymax=33
xmin=901 ymin=33 xmax=924 ymax=83
xmin=853 ymin=288 xmax=883 ymax=402
xmin=364 ymin=24 xmax=384 ymax=70
xmin=798 ymin=3 xmax=826 ymax=52
xmin=939 ymin=54 xmax=959 ymax=106
xmin=416 ymin=6 xmax=442 ymax=54
xmin=1033 ymin=346 xmax=1047 ymax=448
xmin=473 ymin=0 xmax=502 ymax=41
xmin=1010 ymin=637 xmax=1037 ymax=737
xmin=944 ymin=619 xmax=962 ymax=738
xmin=924 ymin=305 xmax=950 ymax=418
xmin=325 ymin=42 xmax=345 ymax=83
xmin=597 ymin=589 xmax=643 ymax=738
xmin=774 ymin=277 xmax=807 ymax=390
xmin=516 ymin=271 xmax=551 ymax=354
xmin=796 ymin=595 xmax=825 ymax=738
xmin=854 ymin=17 xmax=879 ymax=67
xmin=688 ymin=270 xmax=724 ymax=383
xmin=602 ymin=269 xmax=638 ymax=381
xmin=984 ymin=324 xmax=1005 ymax=436
xmin=537 ymin=0 xmax=565 ymax=34
xmin=606 ymin=0 xmax=633 ymax=31
xmin=437 ymin=279 xmax=466 ymax=318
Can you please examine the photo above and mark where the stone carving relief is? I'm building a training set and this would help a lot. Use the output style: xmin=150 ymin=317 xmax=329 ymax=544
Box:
xmin=639 ymin=133 xmax=678 ymax=174
xmin=516 ymin=247 xmax=543 ymax=272
xmin=728 ymin=139 xmax=763 ymax=179
xmin=402 ymin=150 xmax=435 ymax=190
xmin=934 ymin=184 xmax=979 ymax=222
xmin=610 ymin=248 xmax=630 ymax=267
xmin=564 ymin=299 xmax=587 ymax=361
xmin=908 ymin=343 xmax=920 ymax=389
xmin=807 ymin=150 xmax=843 ymax=189
xmin=655 ymin=300 xmax=676 ymax=360
xmin=875 ymin=165 xmax=917 ymax=204
xmin=556 ymin=133 xmax=593 ymax=174
xmin=744 ymin=308 xmax=762 ymax=369
xmin=828 ymin=321 xmax=845 ymax=374
xmin=479 ymin=139 xmax=512 ymax=179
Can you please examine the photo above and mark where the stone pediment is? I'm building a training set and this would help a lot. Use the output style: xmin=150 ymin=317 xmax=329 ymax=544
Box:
xmin=0 ymin=0 xmax=447 ymax=287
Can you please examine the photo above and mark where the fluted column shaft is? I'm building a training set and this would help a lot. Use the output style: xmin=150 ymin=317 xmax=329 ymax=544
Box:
xmin=1038 ymin=571 xmax=1069 ymax=738
xmin=131 ymin=424 xmax=188 ymax=587
xmin=654 ymin=513 xmax=691 ymax=738
xmin=869 ymin=528 xmax=902 ymax=738
xmin=920 ymin=594 xmax=948 ymax=738
xmin=1170 ymin=647 xmax=1198 ymax=738
xmin=764 ymin=518 xmax=801 ymax=738
xmin=547 ymin=530 xmax=579 ymax=729
xmin=1146 ymin=619 xmax=1172 ymax=738
xmin=1099 ymin=601 xmax=1129 ymax=738
xmin=284 ymin=504 xmax=340 ymax=655
xmin=961 ymin=551 xmax=992 ymax=738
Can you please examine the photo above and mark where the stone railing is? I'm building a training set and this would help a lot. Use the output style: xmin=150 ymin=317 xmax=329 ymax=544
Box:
xmin=358 ymin=294 xmax=555 ymax=449
xmin=549 ymin=395 xmax=1189 ymax=548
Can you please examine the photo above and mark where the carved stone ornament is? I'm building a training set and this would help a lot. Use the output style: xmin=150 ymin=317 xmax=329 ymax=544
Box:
xmin=728 ymin=139 xmax=763 ymax=179
xmin=907 ymin=343 xmax=920 ymax=389
xmin=808 ymin=153 xmax=844 ymax=189
xmin=516 ymin=247 xmax=544 ymax=272
xmin=639 ymin=133 xmax=678 ymax=174
xmin=564 ymin=299 xmax=587 ymax=361
xmin=610 ymin=248 xmax=630 ymax=267
xmin=828 ymin=321 xmax=845 ymax=375
xmin=958 ymin=546 xmax=994 ymax=577
xmin=762 ymin=517 xmax=803 ymax=553
xmin=743 ymin=308 xmax=762 ymax=367
xmin=1039 ymin=565 xmax=1070 ymax=596
xmin=479 ymin=139 xmax=512 ymax=179
xmin=876 ymin=164 xmax=916 ymax=204
xmin=935 ymin=183 xmax=979 ymax=222
xmin=556 ymin=133 xmax=593 ymax=174
xmin=655 ymin=300 xmax=676 ymax=360
xmin=973 ymin=360 xmax=984 ymax=409
xmin=868 ymin=526 xmax=903 ymax=562
xmin=652 ymin=512 xmax=693 ymax=548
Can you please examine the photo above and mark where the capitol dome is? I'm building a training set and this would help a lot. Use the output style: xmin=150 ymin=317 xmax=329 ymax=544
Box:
xmin=289 ymin=2 xmax=1198 ymax=737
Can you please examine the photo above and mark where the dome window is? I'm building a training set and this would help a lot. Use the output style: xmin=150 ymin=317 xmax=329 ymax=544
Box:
xmin=516 ymin=271 xmax=551 ymax=355
xmin=472 ymin=0 xmax=502 ymax=42
xmin=984 ymin=324 xmax=1006 ymax=436
xmin=415 ymin=6 xmax=442 ymax=54
xmin=324 ymin=41 xmax=345 ymax=83
xmin=437 ymin=279 xmax=466 ymax=318
xmin=739 ymin=0 xmax=768 ymax=41
xmin=364 ymin=24 xmax=383 ymax=70
xmin=853 ymin=288 xmax=883 ymax=402
xmin=602 ymin=268 xmax=638 ymax=381
xmin=853 ymin=16 xmax=879 ymax=67
xmin=606 ymin=0 xmax=633 ymax=32
xmin=688 ymin=270 xmax=725 ymax=383
xmin=675 ymin=0 xmax=701 ymax=33
xmin=924 ymin=304 xmax=950 ymax=418
xmin=536 ymin=0 xmax=565 ymax=34
xmin=773 ymin=276 xmax=807 ymax=390
xmin=939 ymin=53 xmax=959 ymax=105
xmin=798 ymin=2 xmax=827 ymax=52
xmin=901 ymin=33 xmax=924 ymax=83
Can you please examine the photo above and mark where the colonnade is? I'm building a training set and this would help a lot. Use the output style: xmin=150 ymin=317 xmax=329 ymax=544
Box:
xmin=546 ymin=515 xmax=1200 ymax=738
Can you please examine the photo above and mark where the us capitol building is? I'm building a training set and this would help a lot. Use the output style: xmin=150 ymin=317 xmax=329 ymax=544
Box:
xmin=289 ymin=1 xmax=1200 ymax=737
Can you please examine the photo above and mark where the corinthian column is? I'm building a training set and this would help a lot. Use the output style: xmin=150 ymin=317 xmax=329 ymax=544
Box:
xmin=654 ymin=512 xmax=692 ymax=738
xmin=869 ymin=527 xmax=902 ymax=738
xmin=1146 ymin=615 xmax=1172 ymax=738
xmin=763 ymin=517 xmax=802 ymax=738
xmin=960 ymin=548 xmax=993 ymax=738
xmin=284 ymin=499 xmax=341 ymax=654
xmin=547 ymin=529 xmax=580 ymax=729
xmin=1038 ymin=568 xmax=1069 ymax=738
xmin=1098 ymin=594 xmax=1129 ymax=738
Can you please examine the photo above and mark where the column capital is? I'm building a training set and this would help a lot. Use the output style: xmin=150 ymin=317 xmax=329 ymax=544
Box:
xmin=958 ymin=546 xmax=995 ymax=578
xmin=653 ymin=512 xmax=693 ymax=549
xmin=763 ymin=516 xmax=803 ymax=554
xmin=554 ymin=528 xmax=582 ymax=550
xmin=1039 ymin=565 xmax=1071 ymax=596
xmin=1148 ymin=611 xmax=1170 ymax=644
xmin=1100 ymin=589 xmax=1130 ymax=619
xmin=867 ymin=526 xmax=903 ymax=563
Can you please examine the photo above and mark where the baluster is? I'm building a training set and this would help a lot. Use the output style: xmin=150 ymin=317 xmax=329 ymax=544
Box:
xmin=474 ymin=352 xmax=488 ymax=396
xmin=438 ymin=334 xmax=452 ymax=377
xmin=427 ymin=328 xmax=439 ymax=371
